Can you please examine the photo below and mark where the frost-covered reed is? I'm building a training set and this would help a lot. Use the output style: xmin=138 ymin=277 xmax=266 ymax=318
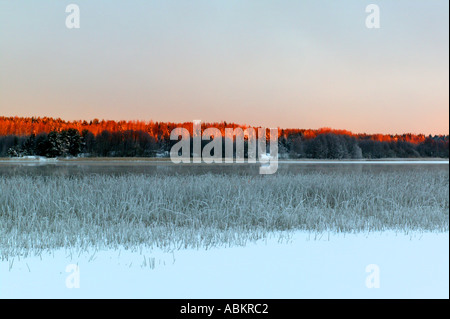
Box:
xmin=0 ymin=169 xmax=448 ymax=259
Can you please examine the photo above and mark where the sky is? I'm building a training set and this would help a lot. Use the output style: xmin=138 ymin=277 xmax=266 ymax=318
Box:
xmin=0 ymin=0 xmax=448 ymax=135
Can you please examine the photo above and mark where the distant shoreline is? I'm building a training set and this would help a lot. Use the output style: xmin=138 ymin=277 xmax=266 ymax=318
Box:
xmin=0 ymin=156 xmax=448 ymax=165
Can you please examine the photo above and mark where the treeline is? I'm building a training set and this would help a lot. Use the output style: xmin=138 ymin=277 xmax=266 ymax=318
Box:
xmin=1 ymin=129 xmax=448 ymax=159
xmin=280 ymin=133 xmax=448 ymax=159
xmin=0 ymin=116 xmax=438 ymax=145
xmin=2 ymin=129 xmax=160 ymax=158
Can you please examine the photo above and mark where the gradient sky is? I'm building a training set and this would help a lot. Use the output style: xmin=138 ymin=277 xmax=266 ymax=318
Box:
xmin=0 ymin=0 xmax=448 ymax=134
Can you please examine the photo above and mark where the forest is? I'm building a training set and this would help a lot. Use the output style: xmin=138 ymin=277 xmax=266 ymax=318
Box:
xmin=0 ymin=116 xmax=448 ymax=159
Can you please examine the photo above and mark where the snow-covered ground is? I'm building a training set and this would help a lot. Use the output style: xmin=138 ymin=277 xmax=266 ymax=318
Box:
xmin=0 ymin=231 xmax=448 ymax=299
xmin=0 ymin=156 xmax=58 ymax=164
xmin=276 ymin=160 xmax=449 ymax=164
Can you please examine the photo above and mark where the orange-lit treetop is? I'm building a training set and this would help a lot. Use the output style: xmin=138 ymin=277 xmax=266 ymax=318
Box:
xmin=0 ymin=116 xmax=443 ymax=144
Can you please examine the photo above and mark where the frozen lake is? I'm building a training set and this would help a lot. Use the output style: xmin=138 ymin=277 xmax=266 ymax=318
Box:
xmin=0 ymin=231 xmax=448 ymax=299
xmin=0 ymin=158 xmax=448 ymax=176
xmin=0 ymin=158 xmax=447 ymax=298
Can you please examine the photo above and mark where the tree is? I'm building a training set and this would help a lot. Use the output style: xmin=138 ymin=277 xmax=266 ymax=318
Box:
xmin=46 ymin=131 xmax=63 ymax=157
xmin=65 ymin=129 xmax=82 ymax=156
xmin=35 ymin=133 xmax=50 ymax=156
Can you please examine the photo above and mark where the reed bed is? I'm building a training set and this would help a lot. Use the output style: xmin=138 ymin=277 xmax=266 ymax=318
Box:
xmin=0 ymin=169 xmax=448 ymax=259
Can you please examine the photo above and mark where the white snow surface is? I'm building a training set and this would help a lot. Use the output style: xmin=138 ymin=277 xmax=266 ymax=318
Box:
xmin=0 ymin=231 xmax=448 ymax=299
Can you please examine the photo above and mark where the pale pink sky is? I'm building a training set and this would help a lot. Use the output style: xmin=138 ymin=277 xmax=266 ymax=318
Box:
xmin=0 ymin=1 xmax=448 ymax=135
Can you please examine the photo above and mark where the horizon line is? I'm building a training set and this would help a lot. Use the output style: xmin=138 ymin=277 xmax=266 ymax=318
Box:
xmin=0 ymin=115 xmax=448 ymax=137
